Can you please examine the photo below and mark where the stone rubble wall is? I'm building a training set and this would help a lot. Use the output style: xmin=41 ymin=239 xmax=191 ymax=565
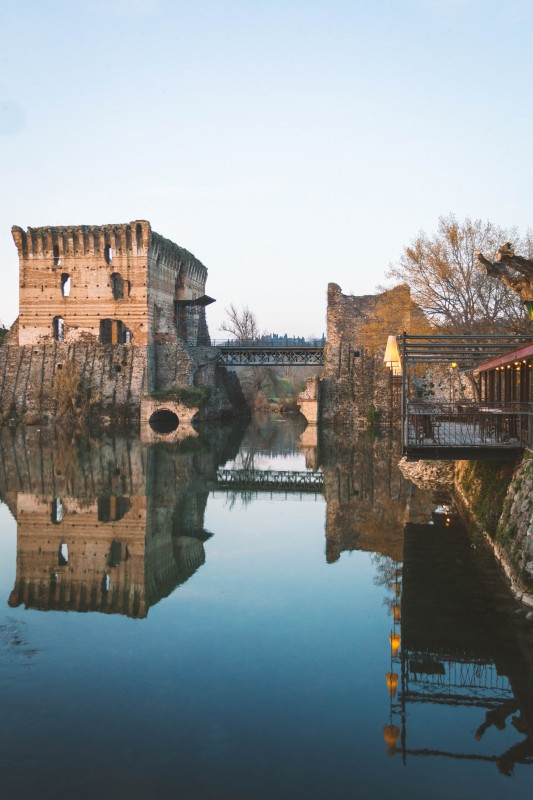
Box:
xmin=398 ymin=457 xmax=455 ymax=490
xmin=0 ymin=322 xmax=246 ymax=425
xmin=320 ymin=283 xmax=406 ymax=427
xmin=482 ymin=456 xmax=533 ymax=606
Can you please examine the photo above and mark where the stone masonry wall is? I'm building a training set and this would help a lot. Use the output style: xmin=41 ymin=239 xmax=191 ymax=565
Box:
xmin=321 ymin=283 xmax=399 ymax=426
xmin=0 ymin=322 xmax=246 ymax=424
xmin=6 ymin=221 xmax=246 ymax=424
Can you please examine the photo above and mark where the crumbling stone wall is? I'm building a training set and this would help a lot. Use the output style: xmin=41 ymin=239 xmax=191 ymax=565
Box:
xmin=320 ymin=283 xmax=397 ymax=426
xmin=5 ymin=220 xmax=246 ymax=424
xmin=13 ymin=220 xmax=209 ymax=348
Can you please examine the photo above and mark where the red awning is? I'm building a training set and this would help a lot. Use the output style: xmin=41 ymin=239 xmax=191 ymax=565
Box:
xmin=474 ymin=342 xmax=533 ymax=373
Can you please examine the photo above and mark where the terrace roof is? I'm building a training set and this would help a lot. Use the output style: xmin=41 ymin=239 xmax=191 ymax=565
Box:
xmin=474 ymin=341 xmax=533 ymax=373
xmin=400 ymin=333 xmax=533 ymax=371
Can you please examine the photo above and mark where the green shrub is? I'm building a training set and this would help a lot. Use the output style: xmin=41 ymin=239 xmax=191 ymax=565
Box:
xmin=149 ymin=385 xmax=211 ymax=408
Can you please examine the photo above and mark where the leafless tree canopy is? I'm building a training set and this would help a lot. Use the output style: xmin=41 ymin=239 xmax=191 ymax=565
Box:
xmin=220 ymin=304 xmax=260 ymax=342
xmin=387 ymin=215 xmax=530 ymax=333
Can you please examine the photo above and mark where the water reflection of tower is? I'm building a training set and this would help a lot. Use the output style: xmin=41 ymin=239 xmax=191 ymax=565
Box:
xmin=3 ymin=426 xmax=242 ymax=618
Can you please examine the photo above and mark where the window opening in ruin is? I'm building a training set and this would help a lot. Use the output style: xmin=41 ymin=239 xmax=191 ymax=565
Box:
xmin=61 ymin=273 xmax=71 ymax=297
xmin=105 ymin=244 xmax=113 ymax=265
xmin=149 ymin=409 xmax=179 ymax=434
xmin=58 ymin=542 xmax=68 ymax=566
xmin=53 ymin=316 xmax=65 ymax=342
xmin=53 ymin=244 xmax=61 ymax=266
xmin=97 ymin=496 xmax=131 ymax=523
xmin=102 ymin=574 xmax=111 ymax=593
xmin=51 ymin=498 xmax=63 ymax=524
xmin=136 ymin=223 xmax=143 ymax=252
xmin=100 ymin=319 xmax=129 ymax=344
xmin=108 ymin=540 xmax=122 ymax=568
xmin=110 ymin=272 xmax=124 ymax=300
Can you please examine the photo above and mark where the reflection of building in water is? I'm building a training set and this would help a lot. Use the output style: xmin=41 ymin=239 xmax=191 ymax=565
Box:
xmin=2 ymin=425 xmax=241 ymax=618
xmin=386 ymin=520 xmax=533 ymax=774
xmin=319 ymin=429 xmax=415 ymax=563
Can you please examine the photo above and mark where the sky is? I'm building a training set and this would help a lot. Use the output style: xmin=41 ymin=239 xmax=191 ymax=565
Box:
xmin=0 ymin=0 xmax=532 ymax=338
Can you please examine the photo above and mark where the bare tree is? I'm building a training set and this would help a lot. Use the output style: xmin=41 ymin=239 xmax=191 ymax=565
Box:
xmin=387 ymin=215 xmax=528 ymax=333
xmin=220 ymin=304 xmax=261 ymax=342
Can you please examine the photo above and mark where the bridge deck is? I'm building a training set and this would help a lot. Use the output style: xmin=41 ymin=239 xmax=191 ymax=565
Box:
xmin=215 ymin=344 xmax=325 ymax=366
xmin=216 ymin=468 xmax=324 ymax=492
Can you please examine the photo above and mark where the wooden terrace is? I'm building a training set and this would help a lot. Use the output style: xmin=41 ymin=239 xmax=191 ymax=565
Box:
xmin=400 ymin=334 xmax=533 ymax=458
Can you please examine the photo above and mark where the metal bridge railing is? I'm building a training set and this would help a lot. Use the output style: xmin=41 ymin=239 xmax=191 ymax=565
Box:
xmin=211 ymin=338 xmax=326 ymax=348
xmin=404 ymin=401 xmax=533 ymax=450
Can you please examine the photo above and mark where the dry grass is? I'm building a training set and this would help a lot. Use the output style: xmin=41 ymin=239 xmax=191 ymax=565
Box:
xmin=52 ymin=360 xmax=101 ymax=424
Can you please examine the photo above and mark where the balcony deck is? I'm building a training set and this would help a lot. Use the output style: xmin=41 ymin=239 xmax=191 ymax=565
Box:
xmin=403 ymin=402 xmax=529 ymax=459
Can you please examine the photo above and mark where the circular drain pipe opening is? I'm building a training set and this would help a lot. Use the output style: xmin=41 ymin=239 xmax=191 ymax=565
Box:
xmin=149 ymin=409 xmax=179 ymax=434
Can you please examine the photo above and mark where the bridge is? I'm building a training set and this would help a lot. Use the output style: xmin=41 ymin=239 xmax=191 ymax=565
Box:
xmin=213 ymin=339 xmax=326 ymax=367
xmin=215 ymin=468 xmax=324 ymax=493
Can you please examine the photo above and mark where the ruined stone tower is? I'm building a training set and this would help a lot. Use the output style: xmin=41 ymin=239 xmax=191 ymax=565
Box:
xmin=12 ymin=220 xmax=210 ymax=347
xmin=1 ymin=221 xmax=245 ymax=424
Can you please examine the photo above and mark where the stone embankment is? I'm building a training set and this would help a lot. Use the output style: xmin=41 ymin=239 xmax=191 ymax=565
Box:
xmin=402 ymin=454 xmax=533 ymax=608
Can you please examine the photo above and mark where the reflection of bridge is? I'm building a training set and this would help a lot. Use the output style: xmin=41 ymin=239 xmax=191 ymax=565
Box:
xmin=214 ymin=341 xmax=325 ymax=367
xmin=216 ymin=468 xmax=324 ymax=492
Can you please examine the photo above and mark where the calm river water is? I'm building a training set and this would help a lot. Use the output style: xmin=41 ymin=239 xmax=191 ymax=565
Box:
xmin=0 ymin=416 xmax=532 ymax=799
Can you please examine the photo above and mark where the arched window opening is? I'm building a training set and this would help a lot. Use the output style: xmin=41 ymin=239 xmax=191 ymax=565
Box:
xmin=100 ymin=319 xmax=130 ymax=344
xmin=51 ymin=498 xmax=63 ymax=524
xmin=149 ymin=409 xmax=179 ymax=434
xmin=104 ymin=244 xmax=113 ymax=265
xmin=53 ymin=244 xmax=61 ymax=266
xmin=61 ymin=273 xmax=71 ymax=297
xmin=53 ymin=316 xmax=65 ymax=342
xmin=110 ymin=272 xmax=124 ymax=300
xmin=58 ymin=542 xmax=68 ymax=566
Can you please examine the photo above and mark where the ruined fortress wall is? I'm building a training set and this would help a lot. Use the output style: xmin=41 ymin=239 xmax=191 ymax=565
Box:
xmin=7 ymin=220 xmax=246 ymax=423
xmin=147 ymin=231 xmax=208 ymax=345
xmin=13 ymin=221 xmax=152 ymax=346
xmin=320 ymin=283 xmax=402 ymax=426
xmin=321 ymin=283 xmax=382 ymax=425
xmin=0 ymin=334 xmax=149 ymax=421
xmin=0 ymin=337 xmax=244 ymax=422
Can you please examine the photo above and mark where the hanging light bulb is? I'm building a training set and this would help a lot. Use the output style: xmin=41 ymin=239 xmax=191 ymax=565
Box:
xmin=392 ymin=603 xmax=401 ymax=623
xmin=383 ymin=724 xmax=400 ymax=756
xmin=386 ymin=671 xmax=399 ymax=698
xmin=390 ymin=632 xmax=401 ymax=656
xmin=392 ymin=581 xmax=401 ymax=596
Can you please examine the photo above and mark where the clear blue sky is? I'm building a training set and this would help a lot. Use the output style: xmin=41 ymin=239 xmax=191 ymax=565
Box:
xmin=1 ymin=0 xmax=532 ymax=337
